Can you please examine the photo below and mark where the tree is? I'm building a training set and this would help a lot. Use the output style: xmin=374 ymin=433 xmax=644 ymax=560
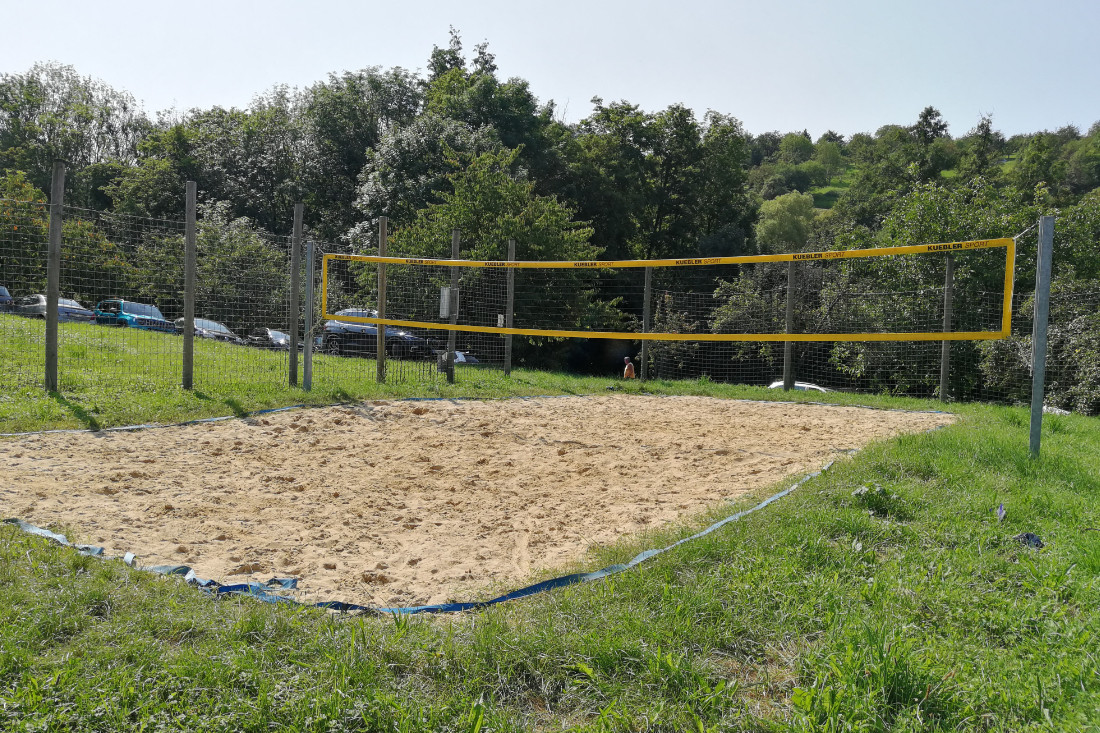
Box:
xmin=349 ymin=115 xmax=500 ymax=249
xmin=0 ymin=62 xmax=151 ymax=207
xmin=300 ymin=67 xmax=422 ymax=240
xmin=755 ymin=191 xmax=816 ymax=252
xmin=427 ymin=27 xmax=466 ymax=81
xmin=816 ymin=130 xmax=845 ymax=145
xmin=421 ymin=33 xmax=562 ymax=195
xmin=695 ymin=112 xmax=754 ymax=258
xmin=814 ymin=141 xmax=844 ymax=183
xmin=1010 ymin=132 xmax=1068 ymax=202
xmin=384 ymin=147 xmax=600 ymax=352
xmin=389 ymin=147 xmax=595 ymax=263
xmin=749 ymin=131 xmax=782 ymax=166
xmin=778 ymin=132 xmax=814 ymax=164
xmin=957 ymin=114 xmax=1004 ymax=182
xmin=0 ymin=171 xmax=49 ymax=295
xmin=912 ymin=106 xmax=948 ymax=147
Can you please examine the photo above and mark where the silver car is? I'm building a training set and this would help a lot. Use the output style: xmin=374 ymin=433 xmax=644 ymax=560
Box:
xmin=15 ymin=294 xmax=96 ymax=323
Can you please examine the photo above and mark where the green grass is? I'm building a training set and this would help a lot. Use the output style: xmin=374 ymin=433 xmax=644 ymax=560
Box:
xmin=1 ymin=314 xmax=943 ymax=433
xmin=3 ymin=317 xmax=1100 ymax=730
xmin=810 ymin=164 xmax=856 ymax=210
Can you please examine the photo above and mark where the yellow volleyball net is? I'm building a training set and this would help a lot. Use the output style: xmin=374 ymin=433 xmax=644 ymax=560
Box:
xmin=320 ymin=238 xmax=1014 ymax=353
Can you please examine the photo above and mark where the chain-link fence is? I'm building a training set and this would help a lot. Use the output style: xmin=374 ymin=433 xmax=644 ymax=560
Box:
xmin=310 ymin=241 xmax=442 ymax=390
xmin=0 ymin=196 xmax=49 ymax=389
xmin=2 ymin=181 xmax=1095 ymax=416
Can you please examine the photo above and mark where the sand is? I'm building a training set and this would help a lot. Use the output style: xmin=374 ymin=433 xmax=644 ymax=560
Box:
xmin=0 ymin=395 xmax=953 ymax=608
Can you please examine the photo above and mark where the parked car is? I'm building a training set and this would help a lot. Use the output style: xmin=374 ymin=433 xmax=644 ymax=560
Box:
xmin=247 ymin=327 xmax=294 ymax=350
xmin=0 ymin=286 xmax=12 ymax=312
xmin=323 ymin=308 xmax=432 ymax=359
xmin=174 ymin=317 xmax=244 ymax=344
xmin=94 ymin=299 xmax=175 ymax=333
xmin=767 ymin=380 xmax=829 ymax=393
xmin=14 ymin=294 xmax=96 ymax=323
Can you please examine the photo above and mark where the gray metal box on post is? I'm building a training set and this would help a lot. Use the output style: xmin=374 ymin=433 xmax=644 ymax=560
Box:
xmin=445 ymin=229 xmax=460 ymax=384
xmin=182 ymin=182 xmax=197 ymax=390
xmin=1029 ymin=216 xmax=1055 ymax=458
xmin=44 ymin=161 xmax=65 ymax=392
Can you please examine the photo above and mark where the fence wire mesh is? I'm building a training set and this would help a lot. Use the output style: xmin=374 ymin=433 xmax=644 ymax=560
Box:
xmin=0 ymin=197 xmax=50 ymax=389
xmin=57 ymin=206 xmax=185 ymax=392
xmin=313 ymin=243 xmax=443 ymax=388
xmin=2 ymin=191 xmax=1096 ymax=417
xmin=322 ymin=246 xmax=1020 ymax=399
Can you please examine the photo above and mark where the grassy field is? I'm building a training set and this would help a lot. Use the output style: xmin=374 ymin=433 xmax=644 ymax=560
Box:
xmin=2 ymin=316 xmax=1099 ymax=730
xmin=1 ymin=314 xmax=947 ymax=434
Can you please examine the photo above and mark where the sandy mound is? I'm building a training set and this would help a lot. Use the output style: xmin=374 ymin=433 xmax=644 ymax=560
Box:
xmin=1 ymin=395 xmax=952 ymax=608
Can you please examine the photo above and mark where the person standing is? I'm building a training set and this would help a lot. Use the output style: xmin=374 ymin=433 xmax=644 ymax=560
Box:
xmin=623 ymin=356 xmax=636 ymax=379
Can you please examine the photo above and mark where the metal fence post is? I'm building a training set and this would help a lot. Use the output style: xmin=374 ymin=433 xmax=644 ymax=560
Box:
xmin=783 ymin=261 xmax=796 ymax=391
xmin=445 ymin=229 xmax=460 ymax=384
xmin=939 ymin=254 xmax=954 ymax=401
xmin=641 ymin=266 xmax=653 ymax=381
xmin=504 ymin=238 xmax=515 ymax=376
xmin=44 ymin=161 xmax=65 ymax=392
xmin=289 ymin=203 xmax=302 ymax=387
xmin=1029 ymin=216 xmax=1055 ymax=458
xmin=376 ymin=216 xmax=388 ymax=383
xmin=182 ymin=181 xmax=196 ymax=390
xmin=303 ymin=240 xmax=315 ymax=391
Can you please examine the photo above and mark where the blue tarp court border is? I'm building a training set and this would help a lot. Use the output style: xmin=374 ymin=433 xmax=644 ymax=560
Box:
xmin=3 ymin=460 xmax=834 ymax=615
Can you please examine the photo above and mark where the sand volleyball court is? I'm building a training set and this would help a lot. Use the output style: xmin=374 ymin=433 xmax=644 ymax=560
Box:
xmin=1 ymin=395 xmax=953 ymax=608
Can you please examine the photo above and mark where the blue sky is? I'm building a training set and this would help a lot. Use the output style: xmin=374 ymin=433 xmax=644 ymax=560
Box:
xmin=3 ymin=0 xmax=1098 ymax=139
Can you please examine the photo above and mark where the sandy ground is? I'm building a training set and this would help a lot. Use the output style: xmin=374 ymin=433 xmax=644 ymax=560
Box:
xmin=1 ymin=396 xmax=952 ymax=608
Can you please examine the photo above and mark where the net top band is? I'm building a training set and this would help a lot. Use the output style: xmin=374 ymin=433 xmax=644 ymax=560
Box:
xmin=324 ymin=238 xmax=1013 ymax=269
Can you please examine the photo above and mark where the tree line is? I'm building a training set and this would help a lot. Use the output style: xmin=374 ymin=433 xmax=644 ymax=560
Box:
xmin=2 ymin=30 xmax=1098 ymax=410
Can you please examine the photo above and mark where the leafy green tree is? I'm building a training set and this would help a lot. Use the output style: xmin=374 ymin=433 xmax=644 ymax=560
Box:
xmin=956 ymin=115 xmax=1004 ymax=181
xmin=383 ymin=148 xmax=600 ymax=357
xmin=695 ymin=112 xmax=755 ymax=257
xmin=1010 ymin=132 xmax=1068 ymax=202
xmin=350 ymin=115 xmax=500 ymax=249
xmin=300 ymin=67 xmax=422 ymax=241
xmin=749 ymin=131 xmax=782 ymax=166
xmin=568 ymin=99 xmax=652 ymax=261
xmin=912 ymin=106 xmax=948 ymax=147
xmin=0 ymin=62 xmax=151 ymax=207
xmin=0 ymin=170 xmax=49 ymax=294
xmin=755 ymin=191 xmax=816 ymax=252
xmin=814 ymin=141 xmax=844 ymax=183
xmin=778 ymin=132 xmax=814 ymax=164
xmin=105 ymin=93 xmax=305 ymax=233
xmin=846 ymin=133 xmax=875 ymax=164
xmin=1062 ymin=130 xmax=1100 ymax=196
xmin=389 ymin=147 xmax=595 ymax=263
xmin=427 ymin=27 xmax=466 ymax=81
xmin=421 ymin=32 xmax=562 ymax=197
xmin=816 ymin=130 xmax=845 ymax=145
